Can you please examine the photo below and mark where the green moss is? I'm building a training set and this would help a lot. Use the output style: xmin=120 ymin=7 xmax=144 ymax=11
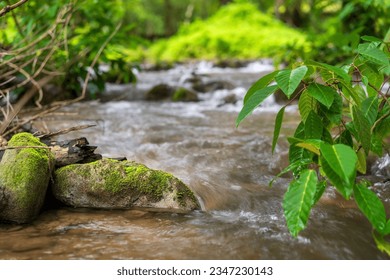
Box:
xmin=55 ymin=159 xmax=199 ymax=208
xmin=172 ymin=88 xmax=187 ymax=102
xmin=0 ymin=132 xmax=53 ymax=208
xmin=148 ymin=2 xmax=310 ymax=63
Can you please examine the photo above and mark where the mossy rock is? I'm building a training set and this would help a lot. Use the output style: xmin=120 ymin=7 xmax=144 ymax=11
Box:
xmin=52 ymin=159 xmax=200 ymax=212
xmin=0 ymin=133 xmax=54 ymax=223
xmin=172 ymin=87 xmax=198 ymax=102
xmin=145 ymin=84 xmax=175 ymax=101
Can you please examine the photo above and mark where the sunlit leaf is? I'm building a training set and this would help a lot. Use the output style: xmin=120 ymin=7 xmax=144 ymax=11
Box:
xmin=298 ymin=90 xmax=316 ymax=122
xmin=361 ymin=97 xmax=378 ymax=126
xmin=320 ymin=143 xmax=357 ymax=199
xmin=361 ymin=35 xmax=383 ymax=43
xmin=358 ymin=45 xmax=389 ymax=67
xmin=304 ymin=111 xmax=323 ymax=139
xmin=307 ymin=60 xmax=351 ymax=83
xmin=283 ymin=169 xmax=318 ymax=237
xmin=373 ymin=231 xmax=390 ymax=256
xmin=296 ymin=139 xmax=323 ymax=155
xmin=307 ymin=83 xmax=335 ymax=109
xmin=352 ymin=106 xmax=371 ymax=155
xmin=275 ymin=66 xmax=308 ymax=98
xmin=354 ymin=182 xmax=386 ymax=234
xmin=236 ymin=85 xmax=278 ymax=126
xmin=244 ymin=71 xmax=279 ymax=104
xmin=272 ymin=106 xmax=285 ymax=153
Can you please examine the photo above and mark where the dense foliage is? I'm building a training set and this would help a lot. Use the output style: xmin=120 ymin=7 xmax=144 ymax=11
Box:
xmin=237 ymin=34 xmax=390 ymax=254
xmin=148 ymin=2 xmax=309 ymax=63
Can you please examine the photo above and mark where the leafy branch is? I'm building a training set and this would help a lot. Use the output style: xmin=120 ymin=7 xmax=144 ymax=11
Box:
xmin=237 ymin=35 xmax=390 ymax=255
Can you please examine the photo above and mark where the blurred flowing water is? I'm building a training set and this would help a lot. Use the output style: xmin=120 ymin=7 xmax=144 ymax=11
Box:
xmin=1 ymin=61 xmax=389 ymax=259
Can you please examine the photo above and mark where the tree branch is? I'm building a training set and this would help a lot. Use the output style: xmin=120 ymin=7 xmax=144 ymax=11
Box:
xmin=0 ymin=0 xmax=30 ymax=17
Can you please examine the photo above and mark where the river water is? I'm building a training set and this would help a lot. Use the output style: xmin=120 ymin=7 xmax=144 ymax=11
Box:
xmin=1 ymin=61 xmax=389 ymax=259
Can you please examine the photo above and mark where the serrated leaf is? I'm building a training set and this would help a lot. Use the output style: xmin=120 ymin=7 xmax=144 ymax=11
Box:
xmin=354 ymin=182 xmax=387 ymax=234
xmin=307 ymin=83 xmax=336 ymax=109
xmin=361 ymin=97 xmax=378 ymax=126
xmin=272 ymin=106 xmax=285 ymax=153
xmin=307 ymin=60 xmax=351 ymax=83
xmin=359 ymin=62 xmax=384 ymax=90
xmin=320 ymin=143 xmax=357 ymax=199
xmin=236 ymin=85 xmax=278 ymax=126
xmin=244 ymin=71 xmax=279 ymax=104
xmin=352 ymin=106 xmax=371 ymax=155
xmin=358 ymin=47 xmax=389 ymax=67
xmin=298 ymin=90 xmax=316 ymax=122
xmin=304 ymin=111 xmax=323 ymax=139
xmin=275 ymin=66 xmax=308 ymax=98
xmin=283 ymin=169 xmax=318 ymax=237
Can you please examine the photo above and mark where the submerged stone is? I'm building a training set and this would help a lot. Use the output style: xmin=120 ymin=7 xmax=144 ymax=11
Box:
xmin=52 ymin=159 xmax=200 ymax=212
xmin=0 ymin=133 xmax=54 ymax=223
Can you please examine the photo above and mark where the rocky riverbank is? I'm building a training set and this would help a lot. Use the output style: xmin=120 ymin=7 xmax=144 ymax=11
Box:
xmin=0 ymin=133 xmax=200 ymax=224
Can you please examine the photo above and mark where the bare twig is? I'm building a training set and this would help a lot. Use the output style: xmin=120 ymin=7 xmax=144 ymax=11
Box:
xmin=37 ymin=124 xmax=96 ymax=139
xmin=0 ymin=0 xmax=29 ymax=17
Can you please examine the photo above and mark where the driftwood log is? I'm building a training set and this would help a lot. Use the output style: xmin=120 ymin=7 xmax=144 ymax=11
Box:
xmin=42 ymin=137 xmax=102 ymax=167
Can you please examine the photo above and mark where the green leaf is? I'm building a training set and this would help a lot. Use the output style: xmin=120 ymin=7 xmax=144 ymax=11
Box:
xmin=354 ymin=182 xmax=387 ymax=234
xmin=283 ymin=169 xmax=318 ymax=237
xmin=386 ymin=220 xmax=390 ymax=235
xmin=236 ymin=85 xmax=278 ymax=126
xmin=358 ymin=46 xmax=389 ymax=67
xmin=324 ymin=92 xmax=343 ymax=125
xmin=352 ymin=106 xmax=371 ymax=155
xmin=356 ymin=148 xmax=367 ymax=174
xmin=361 ymin=35 xmax=383 ymax=43
xmin=370 ymin=133 xmax=383 ymax=156
xmin=373 ymin=231 xmax=390 ymax=256
xmin=312 ymin=180 xmax=327 ymax=206
xmin=304 ymin=111 xmax=323 ymax=139
xmin=296 ymin=139 xmax=323 ymax=155
xmin=269 ymin=158 xmax=312 ymax=187
xmin=336 ymin=130 xmax=353 ymax=146
xmin=298 ymin=90 xmax=316 ymax=122
xmin=361 ymin=97 xmax=378 ymax=126
xmin=307 ymin=83 xmax=336 ymax=109
xmin=272 ymin=106 xmax=285 ymax=153
xmin=244 ymin=71 xmax=279 ymax=104
xmin=320 ymin=143 xmax=357 ymax=199
xmin=359 ymin=62 xmax=384 ymax=90
xmin=307 ymin=60 xmax=351 ymax=83
xmin=275 ymin=66 xmax=308 ymax=98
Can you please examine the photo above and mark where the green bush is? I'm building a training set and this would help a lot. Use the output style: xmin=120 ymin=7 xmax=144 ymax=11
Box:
xmin=148 ymin=2 xmax=310 ymax=63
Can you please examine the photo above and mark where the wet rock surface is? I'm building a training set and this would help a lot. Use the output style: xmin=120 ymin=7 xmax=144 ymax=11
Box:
xmin=53 ymin=158 xmax=200 ymax=212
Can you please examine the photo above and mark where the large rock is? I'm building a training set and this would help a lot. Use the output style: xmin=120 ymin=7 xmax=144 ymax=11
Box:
xmin=0 ymin=133 xmax=54 ymax=223
xmin=145 ymin=84 xmax=198 ymax=102
xmin=52 ymin=159 xmax=200 ymax=212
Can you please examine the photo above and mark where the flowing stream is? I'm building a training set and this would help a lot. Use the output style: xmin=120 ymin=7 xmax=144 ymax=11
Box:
xmin=1 ymin=61 xmax=389 ymax=259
